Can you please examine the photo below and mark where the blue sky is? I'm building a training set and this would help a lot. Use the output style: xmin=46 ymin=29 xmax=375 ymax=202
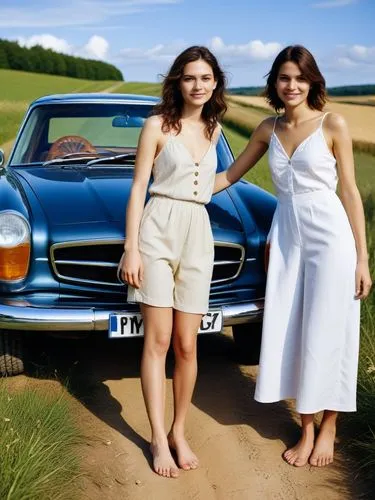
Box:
xmin=0 ymin=0 xmax=374 ymax=87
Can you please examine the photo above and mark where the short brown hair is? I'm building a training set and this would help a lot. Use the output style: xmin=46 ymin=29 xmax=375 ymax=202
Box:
xmin=152 ymin=46 xmax=227 ymax=140
xmin=264 ymin=45 xmax=327 ymax=112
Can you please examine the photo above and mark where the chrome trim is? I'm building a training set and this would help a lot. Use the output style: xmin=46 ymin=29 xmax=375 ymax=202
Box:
xmin=50 ymin=239 xmax=125 ymax=288
xmin=54 ymin=260 xmax=118 ymax=268
xmin=222 ymin=300 xmax=264 ymax=325
xmin=246 ymin=257 xmax=256 ymax=262
xmin=211 ymin=241 xmax=245 ymax=284
xmin=50 ymin=239 xmax=245 ymax=287
xmin=0 ymin=300 xmax=264 ymax=331
xmin=214 ymin=260 xmax=241 ymax=266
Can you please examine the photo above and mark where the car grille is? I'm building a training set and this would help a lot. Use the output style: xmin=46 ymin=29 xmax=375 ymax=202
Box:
xmin=51 ymin=240 xmax=245 ymax=287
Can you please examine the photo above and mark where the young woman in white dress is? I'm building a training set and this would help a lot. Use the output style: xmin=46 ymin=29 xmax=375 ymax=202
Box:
xmin=120 ymin=46 xmax=226 ymax=478
xmin=214 ymin=45 xmax=372 ymax=467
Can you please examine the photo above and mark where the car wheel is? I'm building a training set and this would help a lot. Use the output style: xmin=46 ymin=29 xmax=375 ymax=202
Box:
xmin=0 ymin=330 xmax=25 ymax=376
xmin=232 ymin=322 xmax=262 ymax=365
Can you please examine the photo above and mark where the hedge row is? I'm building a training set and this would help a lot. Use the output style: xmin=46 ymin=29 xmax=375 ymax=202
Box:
xmin=0 ymin=39 xmax=123 ymax=81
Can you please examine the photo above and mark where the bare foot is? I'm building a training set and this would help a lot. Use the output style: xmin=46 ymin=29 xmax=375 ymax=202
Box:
xmin=168 ymin=431 xmax=199 ymax=471
xmin=150 ymin=441 xmax=179 ymax=478
xmin=309 ymin=425 xmax=335 ymax=467
xmin=283 ymin=435 xmax=314 ymax=467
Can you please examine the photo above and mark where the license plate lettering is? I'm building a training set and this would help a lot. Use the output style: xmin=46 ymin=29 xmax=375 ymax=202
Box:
xmin=199 ymin=312 xmax=220 ymax=332
xmin=109 ymin=310 xmax=222 ymax=338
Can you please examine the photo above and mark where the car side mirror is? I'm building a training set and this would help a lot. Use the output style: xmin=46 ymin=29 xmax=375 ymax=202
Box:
xmin=112 ymin=115 xmax=145 ymax=128
xmin=0 ymin=149 xmax=4 ymax=167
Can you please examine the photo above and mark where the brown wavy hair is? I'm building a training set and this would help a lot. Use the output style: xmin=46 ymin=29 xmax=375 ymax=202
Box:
xmin=264 ymin=45 xmax=327 ymax=112
xmin=152 ymin=46 xmax=227 ymax=139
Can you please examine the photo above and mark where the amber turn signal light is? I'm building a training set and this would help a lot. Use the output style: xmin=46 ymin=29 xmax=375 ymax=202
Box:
xmin=0 ymin=243 xmax=30 ymax=281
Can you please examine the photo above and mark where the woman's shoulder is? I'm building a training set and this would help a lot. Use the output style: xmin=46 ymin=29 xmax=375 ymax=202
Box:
xmin=323 ymin=112 xmax=350 ymax=136
xmin=260 ymin=115 xmax=279 ymax=130
xmin=324 ymin=111 xmax=348 ymax=129
xmin=252 ymin=115 xmax=279 ymax=142
xmin=142 ymin=115 xmax=165 ymax=139
xmin=144 ymin=114 xmax=164 ymax=129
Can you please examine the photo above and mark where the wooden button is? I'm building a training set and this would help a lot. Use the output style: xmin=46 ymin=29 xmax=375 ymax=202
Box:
xmin=195 ymin=162 xmax=199 ymax=166
xmin=194 ymin=180 xmax=198 ymax=185
xmin=194 ymin=171 xmax=199 ymax=176
xmin=193 ymin=191 xmax=198 ymax=195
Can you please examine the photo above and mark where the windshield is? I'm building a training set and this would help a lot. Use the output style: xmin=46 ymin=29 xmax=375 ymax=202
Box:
xmin=10 ymin=102 xmax=154 ymax=166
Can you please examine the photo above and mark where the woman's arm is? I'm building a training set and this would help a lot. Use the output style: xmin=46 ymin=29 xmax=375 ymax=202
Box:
xmin=213 ymin=118 xmax=271 ymax=194
xmin=328 ymin=113 xmax=372 ymax=299
xmin=121 ymin=116 xmax=160 ymax=288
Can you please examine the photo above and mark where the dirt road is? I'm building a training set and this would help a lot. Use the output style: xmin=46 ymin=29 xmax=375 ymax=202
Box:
xmin=22 ymin=329 xmax=359 ymax=500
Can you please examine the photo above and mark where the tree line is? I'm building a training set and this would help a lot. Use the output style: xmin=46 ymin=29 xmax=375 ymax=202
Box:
xmin=0 ymin=38 xmax=123 ymax=81
xmin=229 ymin=84 xmax=375 ymax=97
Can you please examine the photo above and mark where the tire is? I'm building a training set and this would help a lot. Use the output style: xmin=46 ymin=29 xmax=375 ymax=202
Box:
xmin=232 ymin=322 xmax=262 ymax=365
xmin=0 ymin=330 xmax=25 ymax=376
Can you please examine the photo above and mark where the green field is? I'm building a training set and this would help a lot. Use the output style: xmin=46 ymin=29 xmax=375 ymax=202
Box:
xmin=0 ymin=69 xmax=116 ymax=101
xmin=113 ymin=81 xmax=162 ymax=96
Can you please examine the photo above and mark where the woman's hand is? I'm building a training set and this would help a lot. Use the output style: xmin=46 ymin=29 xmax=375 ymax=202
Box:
xmin=122 ymin=249 xmax=144 ymax=289
xmin=355 ymin=259 xmax=372 ymax=299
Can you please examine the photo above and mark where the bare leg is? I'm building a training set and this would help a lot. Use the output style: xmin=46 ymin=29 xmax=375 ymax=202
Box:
xmin=140 ymin=304 xmax=179 ymax=478
xmin=283 ymin=413 xmax=315 ymax=467
xmin=309 ymin=410 xmax=337 ymax=467
xmin=168 ymin=310 xmax=201 ymax=471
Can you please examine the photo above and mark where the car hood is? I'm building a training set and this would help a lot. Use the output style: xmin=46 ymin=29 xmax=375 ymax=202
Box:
xmin=15 ymin=166 xmax=244 ymax=234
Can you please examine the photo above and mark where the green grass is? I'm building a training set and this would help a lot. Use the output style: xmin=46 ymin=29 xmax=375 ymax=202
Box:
xmin=0 ymin=383 xmax=81 ymax=500
xmin=0 ymin=69 xmax=115 ymax=102
xmin=113 ymin=81 xmax=162 ymax=96
xmin=342 ymin=195 xmax=375 ymax=492
xmin=0 ymin=101 xmax=29 ymax=144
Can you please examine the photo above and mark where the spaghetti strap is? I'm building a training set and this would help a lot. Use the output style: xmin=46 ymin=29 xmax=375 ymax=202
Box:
xmin=320 ymin=112 xmax=330 ymax=127
xmin=272 ymin=116 xmax=279 ymax=134
xmin=212 ymin=123 xmax=222 ymax=145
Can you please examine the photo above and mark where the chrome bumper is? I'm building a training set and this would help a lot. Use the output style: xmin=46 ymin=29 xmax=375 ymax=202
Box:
xmin=0 ymin=300 xmax=264 ymax=332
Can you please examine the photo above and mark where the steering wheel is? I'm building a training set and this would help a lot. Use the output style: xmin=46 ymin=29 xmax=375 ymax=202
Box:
xmin=47 ymin=135 xmax=97 ymax=161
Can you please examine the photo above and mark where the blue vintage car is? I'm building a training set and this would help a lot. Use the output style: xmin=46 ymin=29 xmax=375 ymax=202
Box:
xmin=0 ymin=93 xmax=276 ymax=375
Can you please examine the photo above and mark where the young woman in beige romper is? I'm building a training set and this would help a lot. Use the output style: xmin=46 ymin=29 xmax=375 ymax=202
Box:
xmin=120 ymin=46 xmax=227 ymax=478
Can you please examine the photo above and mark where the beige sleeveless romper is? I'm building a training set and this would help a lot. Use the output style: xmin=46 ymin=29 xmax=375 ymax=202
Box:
xmin=127 ymin=133 xmax=218 ymax=314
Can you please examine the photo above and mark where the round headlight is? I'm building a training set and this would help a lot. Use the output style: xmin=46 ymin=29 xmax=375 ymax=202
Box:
xmin=0 ymin=213 xmax=29 ymax=247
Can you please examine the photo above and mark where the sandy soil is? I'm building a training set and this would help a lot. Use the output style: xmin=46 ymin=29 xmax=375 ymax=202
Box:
xmin=15 ymin=329 xmax=362 ymax=500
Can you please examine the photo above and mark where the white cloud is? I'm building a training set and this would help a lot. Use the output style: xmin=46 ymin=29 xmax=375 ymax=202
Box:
xmin=337 ymin=44 xmax=375 ymax=65
xmin=208 ymin=37 xmax=282 ymax=62
xmin=18 ymin=34 xmax=73 ymax=54
xmin=17 ymin=34 xmax=110 ymax=61
xmin=81 ymin=36 xmax=109 ymax=59
xmin=321 ymin=44 xmax=375 ymax=74
xmin=311 ymin=0 xmax=357 ymax=8
xmin=118 ymin=37 xmax=282 ymax=67
xmin=346 ymin=44 xmax=375 ymax=62
xmin=0 ymin=0 xmax=180 ymax=28
xmin=119 ymin=40 xmax=186 ymax=65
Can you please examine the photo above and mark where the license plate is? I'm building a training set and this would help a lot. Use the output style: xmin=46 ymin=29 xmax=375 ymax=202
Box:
xmin=109 ymin=310 xmax=223 ymax=338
